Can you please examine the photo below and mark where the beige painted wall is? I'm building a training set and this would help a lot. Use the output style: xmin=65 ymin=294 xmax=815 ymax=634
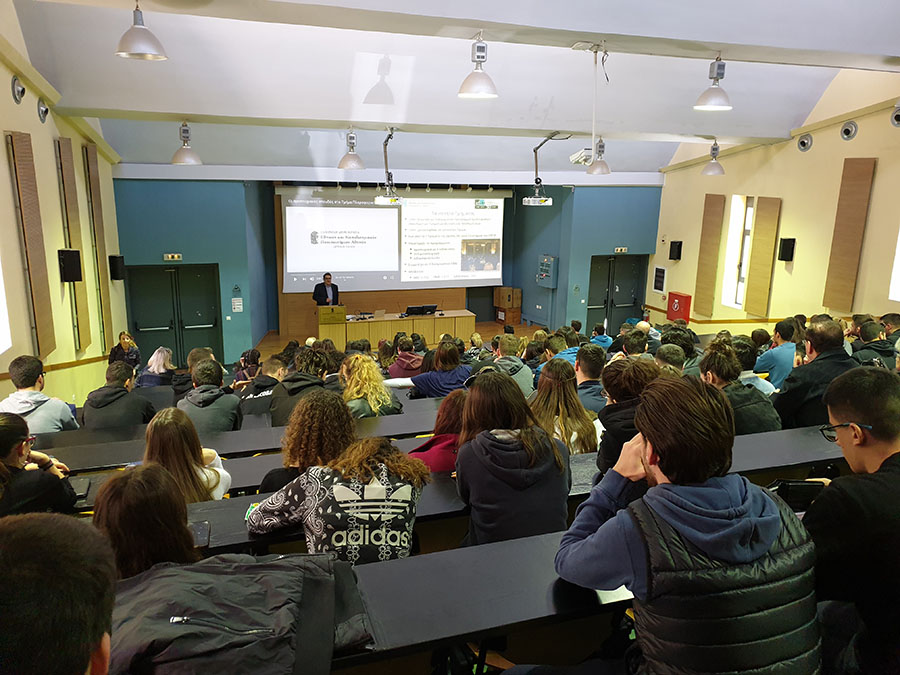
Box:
xmin=647 ymin=70 xmax=900 ymax=336
xmin=0 ymin=1 xmax=124 ymax=404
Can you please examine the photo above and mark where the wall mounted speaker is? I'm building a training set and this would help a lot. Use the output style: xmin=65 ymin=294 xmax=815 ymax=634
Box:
xmin=109 ymin=255 xmax=126 ymax=280
xmin=668 ymin=240 xmax=683 ymax=261
xmin=778 ymin=238 xmax=796 ymax=262
xmin=58 ymin=249 xmax=82 ymax=282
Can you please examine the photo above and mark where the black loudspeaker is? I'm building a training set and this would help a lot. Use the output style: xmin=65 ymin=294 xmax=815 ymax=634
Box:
xmin=58 ymin=249 xmax=82 ymax=282
xmin=109 ymin=255 xmax=126 ymax=280
xmin=669 ymin=240 xmax=683 ymax=261
xmin=778 ymin=238 xmax=796 ymax=262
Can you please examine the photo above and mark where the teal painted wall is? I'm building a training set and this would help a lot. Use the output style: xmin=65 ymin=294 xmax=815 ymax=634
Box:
xmin=243 ymin=182 xmax=277 ymax=346
xmin=114 ymin=179 xmax=270 ymax=364
xmin=509 ymin=186 xmax=661 ymax=330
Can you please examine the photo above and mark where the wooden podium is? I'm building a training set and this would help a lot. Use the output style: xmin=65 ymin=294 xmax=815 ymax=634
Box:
xmin=317 ymin=305 xmax=348 ymax=346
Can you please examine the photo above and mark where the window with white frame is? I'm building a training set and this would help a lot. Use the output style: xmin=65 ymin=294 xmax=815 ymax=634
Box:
xmin=721 ymin=195 xmax=755 ymax=310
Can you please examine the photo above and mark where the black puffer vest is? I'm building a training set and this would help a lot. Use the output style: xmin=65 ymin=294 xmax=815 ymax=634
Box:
xmin=627 ymin=491 xmax=821 ymax=674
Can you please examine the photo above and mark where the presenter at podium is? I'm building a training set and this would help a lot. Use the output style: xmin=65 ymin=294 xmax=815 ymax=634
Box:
xmin=312 ymin=272 xmax=340 ymax=306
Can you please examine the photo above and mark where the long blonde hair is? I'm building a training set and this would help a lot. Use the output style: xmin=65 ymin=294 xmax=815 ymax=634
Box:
xmin=341 ymin=353 xmax=393 ymax=414
xmin=143 ymin=408 xmax=218 ymax=503
xmin=530 ymin=359 xmax=597 ymax=454
xmin=147 ymin=346 xmax=175 ymax=374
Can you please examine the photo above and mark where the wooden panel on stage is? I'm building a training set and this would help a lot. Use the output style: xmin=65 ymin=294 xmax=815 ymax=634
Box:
xmin=318 ymin=323 xmax=346 ymax=350
xmin=433 ymin=316 xmax=456 ymax=339
xmin=312 ymin=311 xmax=475 ymax=351
xmin=346 ymin=321 xmax=372 ymax=345
xmin=454 ymin=315 xmax=476 ymax=341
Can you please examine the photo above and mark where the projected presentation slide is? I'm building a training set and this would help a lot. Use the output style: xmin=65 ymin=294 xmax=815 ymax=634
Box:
xmin=281 ymin=193 xmax=504 ymax=293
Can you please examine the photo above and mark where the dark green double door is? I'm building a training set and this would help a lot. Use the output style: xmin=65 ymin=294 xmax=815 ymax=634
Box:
xmin=125 ymin=265 xmax=223 ymax=369
xmin=586 ymin=255 xmax=648 ymax=332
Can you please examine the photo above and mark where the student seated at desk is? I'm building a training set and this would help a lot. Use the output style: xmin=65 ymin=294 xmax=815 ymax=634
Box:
xmin=177 ymin=359 xmax=242 ymax=433
xmin=248 ymin=437 xmax=430 ymax=564
xmin=384 ymin=341 xmax=471 ymax=398
xmin=269 ymin=349 xmax=328 ymax=427
xmin=0 ymin=412 xmax=76 ymax=517
xmin=93 ymin=464 xmax=200 ymax=578
xmin=259 ymin=390 xmax=356 ymax=493
xmin=533 ymin=376 xmax=820 ymax=675
xmin=341 ymin=353 xmax=403 ymax=418
xmin=0 ymin=355 xmax=78 ymax=433
xmin=83 ymin=362 xmax=156 ymax=430
xmin=530 ymin=359 xmax=599 ymax=455
xmin=143 ymin=408 xmax=231 ymax=503
xmin=238 ymin=355 xmax=287 ymax=416
xmin=456 ymin=371 xmax=570 ymax=546
xmin=803 ymin=368 xmax=900 ymax=672
xmin=410 ymin=389 xmax=466 ymax=472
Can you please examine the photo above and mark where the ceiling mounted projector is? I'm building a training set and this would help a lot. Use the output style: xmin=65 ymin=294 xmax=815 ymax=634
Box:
xmin=570 ymin=148 xmax=593 ymax=165
xmin=523 ymin=194 xmax=553 ymax=206
xmin=374 ymin=195 xmax=401 ymax=205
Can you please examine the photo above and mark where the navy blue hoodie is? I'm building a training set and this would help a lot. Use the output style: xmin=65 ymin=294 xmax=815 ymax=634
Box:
xmin=555 ymin=470 xmax=780 ymax=601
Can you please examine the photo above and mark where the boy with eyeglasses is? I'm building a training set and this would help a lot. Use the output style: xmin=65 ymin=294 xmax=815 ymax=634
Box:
xmin=803 ymin=367 xmax=900 ymax=673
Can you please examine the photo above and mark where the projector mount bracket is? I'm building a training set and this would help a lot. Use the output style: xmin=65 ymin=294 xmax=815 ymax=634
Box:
xmin=383 ymin=127 xmax=397 ymax=197
xmin=531 ymin=131 xmax=572 ymax=198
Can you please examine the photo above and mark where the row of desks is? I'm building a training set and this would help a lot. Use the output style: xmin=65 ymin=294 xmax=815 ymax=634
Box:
xmin=71 ymin=426 xmax=835 ymax=554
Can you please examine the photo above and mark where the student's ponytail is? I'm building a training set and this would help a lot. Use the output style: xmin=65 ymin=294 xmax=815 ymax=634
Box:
xmin=0 ymin=412 xmax=29 ymax=499
xmin=699 ymin=339 xmax=742 ymax=382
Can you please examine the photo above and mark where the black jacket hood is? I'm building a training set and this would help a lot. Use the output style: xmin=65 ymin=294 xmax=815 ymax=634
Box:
xmin=86 ymin=385 xmax=130 ymax=409
xmin=466 ymin=429 xmax=560 ymax=490
xmin=280 ymin=372 xmax=325 ymax=396
xmin=239 ymin=374 xmax=279 ymax=398
xmin=184 ymin=384 xmax=227 ymax=408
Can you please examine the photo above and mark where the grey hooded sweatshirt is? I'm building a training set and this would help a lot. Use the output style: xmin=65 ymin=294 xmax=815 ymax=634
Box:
xmin=0 ymin=390 xmax=78 ymax=433
xmin=493 ymin=356 xmax=535 ymax=397
xmin=176 ymin=384 xmax=242 ymax=433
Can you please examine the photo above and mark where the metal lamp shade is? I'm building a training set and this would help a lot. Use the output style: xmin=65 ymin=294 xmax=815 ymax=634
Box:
xmin=338 ymin=151 xmax=365 ymax=170
xmin=586 ymin=158 xmax=611 ymax=175
xmin=458 ymin=65 xmax=498 ymax=99
xmin=700 ymin=158 xmax=725 ymax=175
xmin=693 ymin=82 xmax=732 ymax=111
xmin=171 ymin=145 xmax=202 ymax=165
xmin=116 ymin=9 xmax=167 ymax=60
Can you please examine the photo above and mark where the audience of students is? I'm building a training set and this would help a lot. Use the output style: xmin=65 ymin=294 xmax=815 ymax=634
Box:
xmin=0 ymin=355 xmax=78 ymax=433
xmin=341 ymin=353 xmax=403 ymax=418
xmin=522 ymin=340 xmax=545 ymax=371
xmin=533 ymin=334 xmax=577 ymax=387
xmin=774 ymin=320 xmax=858 ymax=428
xmin=143 ymin=408 xmax=231 ymax=502
xmin=547 ymin=376 xmax=820 ymax=674
xmin=662 ymin=327 xmax=700 ymax=376
xmin=753 ymin=318 xmax=796 ymax=389
xmin=530 ymin=359 xmax=599 ymax=455
xmin=259 ymin=390 xmax=356 ymax=493
xmin=0 ymin=513 xmax=116 ymax=675
xmin=851 ymin=320 xmax=896 ymax=369
xmin=388 ymin=336 xmax=424 ymax=378
xmin=606 ymin=322 xmax=633 ymax=355
xmin=634 ymin=321 xmax=661 ymax=355
xmin=751 ymin=327 xmax=771 ymax=354
xmin=456 ymin=371 xmax=570 ymax=545
xmin=466 ymin=332 xmax=483 ymax=358
xmin=881 ymin=312 xmax=900 ymax=351
xmin=409 ymin=389 xmax=466 ymax=473
xmin=108 ymin=331 xmax=141 ymax=369
xmin=269 ymin=349 xmax=329 ymax=426
xmin=135 ymin=346 xmax=176 ymax=387
xmin=386 ymin=341 xmax=471 ymax=397
xmin=699 ymin=339 xmax=782 ymax=435
xmin=83 ymin=362 xmax=156 ymax=430
xmin=176 ymin=359 xmax=242 ymax=433
xmin=574 ymin=344 xmax=606 ymax=415
xmin=654 ymin=342 xmax=685 ymax=371
xmin=596 ymin=358 xmax=660 ymax=472
xmin=492 ymin=334 xmax=535 ymax=397
xmin=804 ymin=368 xmax=900 ymax=672
xmin=238 ymin=355 xmax=287 ymax=415
xmin=0 ymin=412 xmax=75 ymax=516
xmin=93 ymin=463 xmax=200 ymax=579
xmin=249 ymin=437 xmax=430 ymax=564
xmin=173 ymin=346 xmax=216 ymax=403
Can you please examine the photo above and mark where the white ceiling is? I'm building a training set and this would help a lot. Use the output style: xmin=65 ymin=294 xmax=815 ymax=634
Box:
xmin=13 ymin=0 xmax=900 ymax=180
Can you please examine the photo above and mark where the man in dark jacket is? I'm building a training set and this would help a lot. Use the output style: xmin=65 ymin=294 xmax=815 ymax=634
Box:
xmin=176 ymin=359 xmax=242 ymax=433
xmin=774 ymin=320 xmax=858 ymax=428
xmin=881 ymin=312 xmax=900 ymax=352
xmin=172 ymin=347 xmax=214 ymax=403
xmin=552 ymin=376 xmax=820 ymax=674
xmin=269 ymin=349 xmax=328 ymax=426
xmin=574 ymin=344 xmax=606 ymax=414
xmin=238 ymin=356 xmax=286 ymax=416
xmin=83 ymin=362 xmax=156 ymax=429
xmin=851 ymin=320 xmax=896 ymax=369
xmin=803 ymin=368 xmax=900 ymax=672
xmin=662 ymin=327 xmax=700 ymax=376
xmin=596 ymin=358 xmax=661 ymax=472
xmin=312 ymin=272 xmax=339 ymax=306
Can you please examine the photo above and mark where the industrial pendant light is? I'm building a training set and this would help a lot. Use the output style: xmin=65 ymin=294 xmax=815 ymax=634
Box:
xmin=587 ymin=46 xmax=611 ymax=175
xmin=171 ymin=122 xmax=201 ymax=165
xmin=694 ymin=55 xmax=732 ymax=111
xmin=458 ymin=31 xmax=498 ymax=99
xmin=337 ymin=130 xmax=365 ymax=170
xmin=116 ymin=2 xmax=167 ymax=61
xmin=700 ymin=141 xmax=725 ymax=175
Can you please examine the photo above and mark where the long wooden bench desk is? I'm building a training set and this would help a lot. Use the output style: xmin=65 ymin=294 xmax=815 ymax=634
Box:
xmin=56 ymin=409 xmax=438 ymax=474
xmin=340 ymin=532 xmax=631 ymax=667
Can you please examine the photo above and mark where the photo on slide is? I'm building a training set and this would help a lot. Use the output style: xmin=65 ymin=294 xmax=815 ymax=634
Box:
xmin=460 ymin=238 xmax=500 ymax=272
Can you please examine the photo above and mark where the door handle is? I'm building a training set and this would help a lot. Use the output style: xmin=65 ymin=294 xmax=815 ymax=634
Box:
xmin=586 ymin=305 xmax=606 ymax=310
xmin=183 ymin=323 xmax=215 ymax=329
xmin=613 ymin=300 xmax=636 ymax=308
xmin=136 ymin=326 xmax=171 ymax=332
